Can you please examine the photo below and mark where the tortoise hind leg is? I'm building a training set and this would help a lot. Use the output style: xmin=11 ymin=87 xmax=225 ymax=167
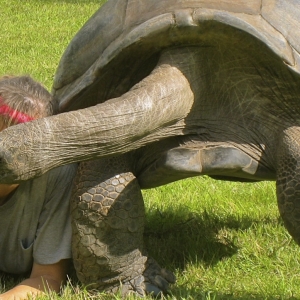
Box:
xmin=138 ymin=143 xmax=274 ymax=189
xmin=71 ymin=156 xmax=175 ymax=296
xmin=276 ymin=128 xmax=300 ymax=245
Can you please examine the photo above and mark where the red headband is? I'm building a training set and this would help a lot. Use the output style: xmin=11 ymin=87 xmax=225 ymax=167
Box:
xmin=0 ymin=96 xmax=34 ymax=123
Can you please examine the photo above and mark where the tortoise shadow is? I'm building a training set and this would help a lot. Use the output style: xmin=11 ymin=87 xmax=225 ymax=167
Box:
xmin=144 ymin=204 xmax=278 ymax=270
xmin=144 ymin=205 xmax=287 ymax=299
xmin=169 ymin=287 xmax=298 ymax=300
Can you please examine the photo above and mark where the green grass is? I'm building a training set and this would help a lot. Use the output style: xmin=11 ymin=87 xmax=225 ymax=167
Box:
xmin=1 ymin=0 xmax=300 ymax=299
xmin=143 ymin=179 xmax=300 ymax=299
xmin=0 ymin=0 xmax=103 ymax=88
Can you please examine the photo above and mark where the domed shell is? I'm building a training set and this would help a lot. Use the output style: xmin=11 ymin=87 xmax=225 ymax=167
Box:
xmin=53 ymin=0 xmax=300 ymax=112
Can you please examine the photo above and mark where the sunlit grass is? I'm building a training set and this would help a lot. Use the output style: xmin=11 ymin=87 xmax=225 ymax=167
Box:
xmin=142 ymin=178 xmax=300 ymax=299
xmin=0 ymin=0 xmax=102 ymax=88
xmin=1 ymin=0 xmax=300 ymax=299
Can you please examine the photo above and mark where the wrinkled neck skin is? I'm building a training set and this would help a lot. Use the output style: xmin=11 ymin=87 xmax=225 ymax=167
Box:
xmin=0 ymin=49 xmax=195 ymax=183
xmin=0 ymin=46 xmax=300 ymax=183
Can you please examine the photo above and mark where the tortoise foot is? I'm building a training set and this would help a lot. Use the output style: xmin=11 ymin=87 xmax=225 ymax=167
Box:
xmin=143 ymin=257 xmax=176 ymax=296
xmin=105 ymin=257 xmax=176 ymax=297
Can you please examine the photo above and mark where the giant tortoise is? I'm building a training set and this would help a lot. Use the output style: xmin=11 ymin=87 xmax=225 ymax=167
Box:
xmin=1 ymin=0 xmax=300 ymax=296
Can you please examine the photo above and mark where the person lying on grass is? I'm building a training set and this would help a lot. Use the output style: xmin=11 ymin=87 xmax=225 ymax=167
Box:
xmin=0 ymin=75 xmax=77 ymax=300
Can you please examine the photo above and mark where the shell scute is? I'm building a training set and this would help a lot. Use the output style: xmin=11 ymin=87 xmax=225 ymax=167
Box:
xmin=53 ymin=0 xmax=300 ymax=110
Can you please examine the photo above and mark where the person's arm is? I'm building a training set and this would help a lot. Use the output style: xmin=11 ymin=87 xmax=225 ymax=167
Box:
xmin=0 ymin=259 xmax=68 ymax=300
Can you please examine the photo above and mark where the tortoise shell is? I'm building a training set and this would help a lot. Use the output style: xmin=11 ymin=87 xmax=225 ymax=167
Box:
xmin=52 ymin=0 xmax=300 ymax=112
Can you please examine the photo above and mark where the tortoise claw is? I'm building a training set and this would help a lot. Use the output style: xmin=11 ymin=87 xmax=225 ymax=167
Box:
xmin=107 ymin=257 xmax=176 ymax=297
xmin=144 ymin=283 xmax=163 ymax=297
xmin=161 ymin=268 xmax=176 ymax=284
xmin=143 ymin=257 xmax=176 ymax=296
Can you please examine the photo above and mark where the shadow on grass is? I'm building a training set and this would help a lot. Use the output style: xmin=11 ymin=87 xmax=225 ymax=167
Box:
xmin=169 ymin=287 xmax=298 ymax=300
xmin=144 ymin=204 xmax=279 ymax=270
xmin=144 ymin=205 xmax=288 ymax=299
xmin=0 ymin=204 xmax=283 ymax=299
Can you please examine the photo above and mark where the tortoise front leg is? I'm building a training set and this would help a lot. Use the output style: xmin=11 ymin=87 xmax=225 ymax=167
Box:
xmin=276 ymin=127 xmax=300 ymax=245
xmin=71 ymin=156 xmax=175 ymax=296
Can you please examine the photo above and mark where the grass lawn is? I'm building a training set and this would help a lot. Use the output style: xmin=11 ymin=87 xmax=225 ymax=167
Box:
xmin=0 ymin=1 xmax=300 ymax=299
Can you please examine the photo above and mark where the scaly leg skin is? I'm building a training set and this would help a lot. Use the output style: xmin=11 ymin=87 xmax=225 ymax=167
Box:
xmin=276 ymin=127 xmax=300 ymax=245
xmin=71 ymin=156 xmax=175 ymax=297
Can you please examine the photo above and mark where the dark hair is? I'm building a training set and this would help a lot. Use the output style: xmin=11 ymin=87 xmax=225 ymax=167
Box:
xmin=0 ymin=75 xmax=57 ymax=126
